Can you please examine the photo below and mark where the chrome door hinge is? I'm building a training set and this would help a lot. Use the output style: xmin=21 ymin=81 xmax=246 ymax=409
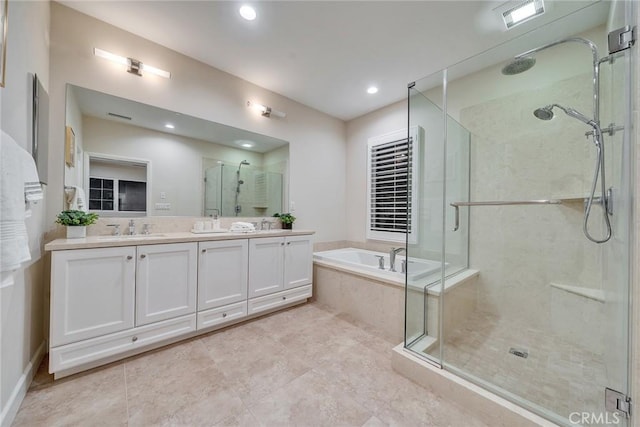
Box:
xmin=609 ymin=26 xmax=636 ymax=54
xmin=605 ymin=387 xmax=632 ymax=417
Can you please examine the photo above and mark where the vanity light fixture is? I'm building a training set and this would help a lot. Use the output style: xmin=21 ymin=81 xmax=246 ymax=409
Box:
xmin=367 ymin=86 xmax=379 ymax=94
xmin=496 ymin=0 xmax=545 ymax=29
xmin=246 ymin=101 xmax=287 ymax=118
xmin=93 ymin=48 xmax=171 ymax=79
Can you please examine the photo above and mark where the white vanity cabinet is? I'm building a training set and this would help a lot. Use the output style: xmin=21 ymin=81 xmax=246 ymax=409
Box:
xmin=197 ymin=239 xmax=249 ymax=329
xmin=248 ymin=237 xmax=285 ymax=297
xmin=51 ymin=246 xmax=136 ymax=347
xmin=47 ymin=231 xmax=313 ymax=377
xmin=247 ymin=235 xmax=313 ymax=314
xmin=284 ymin=235 xmax=313 ymax=289
xmin=49 ymin=242 xmax=198 ymax=376
xmin=136 ymin=242 xmax=198 ymax=326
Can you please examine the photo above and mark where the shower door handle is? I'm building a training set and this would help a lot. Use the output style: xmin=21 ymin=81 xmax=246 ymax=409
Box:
xmin=452 ymin=205 xmax=460 ymax=232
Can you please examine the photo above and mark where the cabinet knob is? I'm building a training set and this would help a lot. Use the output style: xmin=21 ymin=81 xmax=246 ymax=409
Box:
xmin=202 ymin=249 xmax=206 ymax=253
xmin=282 ymin=296 xmax=287 ymax=300
xmin=126 ymin=255 xmax=133 ymax=260
xmin=287 ymin=242 xmax=291 ymax=245
xmin=140 ymin=254 xmax=146 ymax=259
xmin=132 ymin=336 xmax=138 ymax=342
xmin=222 ymin=313 xmax=227 ymax=318
xmin=281 ymin=242 xmax=285 ymax=246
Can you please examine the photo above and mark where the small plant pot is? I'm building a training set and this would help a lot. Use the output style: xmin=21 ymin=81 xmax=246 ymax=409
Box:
xmin=282 ymin=223 xmax=293 ymax=230
xmin=66 ymin=226 xmax=87 ymax=239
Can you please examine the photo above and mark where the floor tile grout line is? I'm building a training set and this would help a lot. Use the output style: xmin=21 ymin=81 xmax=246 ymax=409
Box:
xmin=123 ymin=363 xmax=130 ymax=423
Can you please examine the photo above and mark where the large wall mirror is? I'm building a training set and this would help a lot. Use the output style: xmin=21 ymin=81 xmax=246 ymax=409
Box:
xmin=64 ymin=84 xmax=289 ymax=218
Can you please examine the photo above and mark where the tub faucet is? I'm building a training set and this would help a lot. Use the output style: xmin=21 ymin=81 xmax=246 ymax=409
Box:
xmin=389 ymin=247 xmax=406 ymax=272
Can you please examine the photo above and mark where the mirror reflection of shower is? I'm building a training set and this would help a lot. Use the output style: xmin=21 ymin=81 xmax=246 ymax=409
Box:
xmin=235 ymin=160 xmax=250 ymax=216
xmin=502 ymin=37 xmax=612 ymax=243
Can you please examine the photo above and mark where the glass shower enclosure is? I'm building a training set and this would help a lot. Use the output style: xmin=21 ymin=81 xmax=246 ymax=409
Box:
xmin=404 ymin=1 xmax=635 ymax=425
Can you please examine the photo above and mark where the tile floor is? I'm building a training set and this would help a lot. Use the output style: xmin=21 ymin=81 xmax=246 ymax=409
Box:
xmin=435 ymin=310 xmax=606 ymax=421
xmin=13 ymin=303 xmax=489 ymax=427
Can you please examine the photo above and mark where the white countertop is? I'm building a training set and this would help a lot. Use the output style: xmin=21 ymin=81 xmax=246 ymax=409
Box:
xmin=45 ymin=229 xmax=315 ymax=251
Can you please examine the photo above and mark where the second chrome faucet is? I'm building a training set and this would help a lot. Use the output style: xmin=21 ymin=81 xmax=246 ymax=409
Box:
xmin=389 ymin=247 xmax=406 ymax=272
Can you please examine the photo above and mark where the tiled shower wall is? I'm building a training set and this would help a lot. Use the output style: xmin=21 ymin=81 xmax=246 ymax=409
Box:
xmin=460 ymin=73 xmax=607 ymax=354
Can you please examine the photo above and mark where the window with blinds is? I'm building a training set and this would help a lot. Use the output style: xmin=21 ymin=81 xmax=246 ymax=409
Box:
xmin=366 ymin=127 xmax=419 ymax=243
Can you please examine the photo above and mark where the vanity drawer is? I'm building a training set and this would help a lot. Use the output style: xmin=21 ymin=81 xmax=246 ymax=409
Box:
xmin=247 ymin=284 xmax=312 ymax=316
xmin=49 ymin=314 xmax=196 ymax=373
xmin=197 ymin=301 xmax=247 ymax=330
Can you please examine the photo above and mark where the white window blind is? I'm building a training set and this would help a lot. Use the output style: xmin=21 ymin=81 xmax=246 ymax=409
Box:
xmin=366 ymin=127 xmax=419 ymax=244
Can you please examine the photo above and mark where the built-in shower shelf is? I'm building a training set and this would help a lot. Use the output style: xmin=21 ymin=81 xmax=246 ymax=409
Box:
xmin=550 ymin=282 xmax=605 ymax=303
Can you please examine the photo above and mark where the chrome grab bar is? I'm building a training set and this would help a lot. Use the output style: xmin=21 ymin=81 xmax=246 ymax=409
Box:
xmin=450 ymin=199 xmax=564 ymax=231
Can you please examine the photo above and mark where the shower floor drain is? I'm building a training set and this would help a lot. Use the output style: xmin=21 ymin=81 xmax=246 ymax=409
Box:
xmin=509 ymin=348 xmax=529 ymax=359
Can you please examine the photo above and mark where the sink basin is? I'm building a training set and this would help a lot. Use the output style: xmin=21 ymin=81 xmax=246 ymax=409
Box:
xmin=97 ymin=234 xmax=167 ymax=241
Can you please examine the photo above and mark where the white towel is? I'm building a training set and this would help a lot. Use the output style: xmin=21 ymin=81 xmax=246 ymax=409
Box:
xmin=1 ymin=130 xmax=42 ymax=272
xmin=66 ymin=186 xmax=88 ymax=212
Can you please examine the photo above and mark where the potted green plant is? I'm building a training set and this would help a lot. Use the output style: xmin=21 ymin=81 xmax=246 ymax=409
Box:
xmin=273 ymin=213 xmax=296 ymax=230
xmin=56 ymin=210 xmax=99 ymax=239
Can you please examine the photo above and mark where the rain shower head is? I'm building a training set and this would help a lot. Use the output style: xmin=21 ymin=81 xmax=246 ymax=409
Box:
xmin=501 ymin=57 xmax=536 ymax=75
xmin=237 ymin=160 xmax=250 ymax=174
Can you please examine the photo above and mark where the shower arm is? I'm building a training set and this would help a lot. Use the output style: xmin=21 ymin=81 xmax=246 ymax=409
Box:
xmin=516 ymin=37 xmax=600 ymax=124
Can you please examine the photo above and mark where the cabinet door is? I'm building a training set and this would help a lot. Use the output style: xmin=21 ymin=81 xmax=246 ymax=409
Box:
xmin=51 ymin=247 xmax=136 ymax=347
xmin=284 ymin=235 xmax=313 ymax=289
xmin=248 ymin=237 xmax=284 ymax=297
xmin=136 ymin=242 xmax=197 ymax=327
xmin=198 ymin=239 xmax=248 ymax=311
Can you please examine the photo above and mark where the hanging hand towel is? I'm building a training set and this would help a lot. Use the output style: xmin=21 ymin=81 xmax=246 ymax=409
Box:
xmin=0 ymin=130 xmax=42 ymax=272
xmin=66 ymin=186 xmax=88 ymax=212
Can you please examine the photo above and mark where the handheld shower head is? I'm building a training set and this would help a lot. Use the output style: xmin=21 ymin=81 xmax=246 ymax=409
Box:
xmin=533 ymin=104 xmax=596 ymax=127
xmin=533 ymin=106 xmax=554 ymax=121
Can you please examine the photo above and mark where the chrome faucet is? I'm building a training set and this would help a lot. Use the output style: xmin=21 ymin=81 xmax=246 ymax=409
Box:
xmin=128 ymin=219 xmax=136 ymax=235
xmin=261 ymin=218 xmax=271 ymax=231
xmin=389 ymin=247 xmax=406 ymax=272
xmin=106 ymin=224 xmax=121 ymax=236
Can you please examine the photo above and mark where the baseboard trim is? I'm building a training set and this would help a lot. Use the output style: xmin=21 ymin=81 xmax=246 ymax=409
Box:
xmin=0 ymin=340 xmax=46 ymax=427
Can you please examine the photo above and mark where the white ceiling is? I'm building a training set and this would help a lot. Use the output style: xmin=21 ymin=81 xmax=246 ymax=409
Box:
xmin=58 ymin=0 xmax=610 ymax=121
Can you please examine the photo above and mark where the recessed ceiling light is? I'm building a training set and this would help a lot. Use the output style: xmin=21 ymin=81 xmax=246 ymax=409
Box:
xmin=235 ymin=139 xmax=255 ymax=148
xmin=165 ymin=123 xmax=175 ymax=129
xmin=239 ymin=5 xmax=257 ymax=21
xmin=497 ymin=0 xmax=545 ymax=29
xmin=367 ymin=86 xmax=379 ymax=94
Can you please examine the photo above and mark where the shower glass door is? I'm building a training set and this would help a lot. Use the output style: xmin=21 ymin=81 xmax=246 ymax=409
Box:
xmin=405 ymin=1 xmax=633 ymax=425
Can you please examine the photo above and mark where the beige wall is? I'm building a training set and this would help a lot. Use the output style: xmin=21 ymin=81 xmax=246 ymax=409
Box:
xmin=48 ymin=3 xmax=347 ymax=243
xmin=0 ymin=1 xmax=50 ymax=425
